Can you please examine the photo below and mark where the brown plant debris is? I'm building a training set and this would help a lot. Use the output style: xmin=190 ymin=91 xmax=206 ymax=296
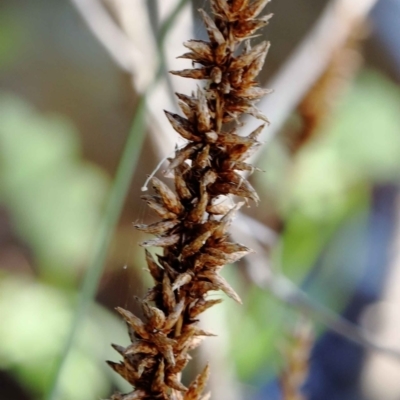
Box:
xmin=108 ymin=1 xmax=272 ymax=398
xmin=290 ymin=24 xmax=364 ymax=154
xmin=280 ymin=319 xmax=314 ymax=400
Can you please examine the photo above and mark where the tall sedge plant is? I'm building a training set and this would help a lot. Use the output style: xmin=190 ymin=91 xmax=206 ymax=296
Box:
xmin=108 ymin=1 xmax=272 ymax=398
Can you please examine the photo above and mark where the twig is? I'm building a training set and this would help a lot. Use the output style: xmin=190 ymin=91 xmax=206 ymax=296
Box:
xmin=247 ymin=0 xmax=379 ymax=152
xmin=264 ymin=274 xmax=400 ymax=362
xmin=69 ymin=0 xmax=147 ymax=88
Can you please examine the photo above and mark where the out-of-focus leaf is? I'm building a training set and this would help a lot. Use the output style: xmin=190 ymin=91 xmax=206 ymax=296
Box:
xmin=0 ymin=12 xmax=23 ymax=68
xmin=0 ymin=93 xmax=109 ymax=284
xmin=235 ymin=70 xmax=400 ymax=383
xmin=0 ymin=273 xmax=128 ymax=399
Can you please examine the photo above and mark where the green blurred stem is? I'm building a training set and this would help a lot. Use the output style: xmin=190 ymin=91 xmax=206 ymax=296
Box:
xmin=46 ymin=96 xmax=147 ymax=400
xmin=46 ymin=0 xmax=191 ymax=398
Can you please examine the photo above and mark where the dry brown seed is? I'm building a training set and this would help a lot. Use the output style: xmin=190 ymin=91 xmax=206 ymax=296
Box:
xmin=172 ymin=273 xmax=193 ymax=291
xmin=166 ymin=374 xmax=188 ymax=392
xmin=141 ymin=195 xmax=177 ymax=220
xmin=167 ymin=143 xmax=202 ymax=173
xmin=195 ymin=145 xmax=210 ymax=169
xmin=203 ymin=170 xmax=218 ymax=186
xmin=175 ymin=93 xmax=198 ymax=110
xmin=152 ymin=176 xmax=184 ymax=215
xmin=231 ymin=0 xmax=249 ymax=13
xmin=186 ymin=336 xmax=207 ymax=352
xmin=233 ymin=14 xmax=272 ymax=38
xmin=164 ymin=299 xmax=185 ymax=332
xmin=140 ymin=234 xmax=181 ymax=248
xmin=210 ymin=66 xmax=222 ymax=84
xmin=157 ymin=256 xmax=179 ymax=280
xmin=196 ymin=89 xmax=211 ymax=132
xmin=230 ymin=68 xmax=243 ymax=87
xmin=200 ymin=271 xmax=242 ymax=303
xmin=216 ymin=129 xmax=255 ymax=146
xmin=152 ymin=359 xmax=166 ymax=393
xmin=206 ymin=202 xmax=232 ymax=215
xmin=181 ymin=230 xmax=213 ymax=259
xmin=125 ymin=341 xmax=158 ymax=356
xmin=234 ymin=86 xmax=273 ymax=99
xmin=191 ymin=326 xmax=217 ymax=338
xmin=211 ymin=181 xmax=259 ymax=202
xmin=107 ymin=362 xmax=138 ymax=386
xmin=219 ymin=249 xmax=251 ymax=264
xmin=153 ymin=333 xmax=176 ymax=366
xmin=174 ymin=166 xmax=192 ymax=201
xmin=215 ymin=42 xmax=229 ymax=65
xmin=142 ymin=301 xmax=166 ymax=331
xmin=178 ymin=52 xmax=210 ymax=65
xmin=211 ymin=201 xmax=244 ymax=239
xmin=163 ymin=273 xmax=177 ymax=313
xmin=168 ymin=353 xmax=191 ymax=374
xmin=243 ymin=42 xmax=271 ymax=83
xmin=176 ymin=324 xmax=197 ymax=350
xmin=135 ymin=219 xmax=179 ymax=235
xmin=242 ymin=0 xmax=271 ymax=20
xmin=226 ymin=160 xmax=254 ymax=172
xmin=247 ymin=106 xmax=270 ymax=123
xmin=184 ymin=364 xmax=210 ymax=400
xmin=143 ymin=286 xmax=158 ymax=302
xmin=111 ymin=343 xmax=126 ymax=356
xmin=205 ymin=130 xmax=218 ymax=143
xmin=144 ymin=249 xmax=163 ymax=283
xmin=165 ymin=111 xmax=202 ymax=142
xmin=190 ymin=280 xmax=219 ymax=298
xmin=214 ymin=0 xmax=231 ymax=19
xmin=247 ymin=124 xmax=266 ymax=141
xmin=187 ymin=193 xmax=208 ymax=224
xmin=112 ymin=391 xmax=146 ymax=400
xmin=203 ymin=246 xmax=251 ymax=270
xmin=198 ymin=9 xmax=225 ymax=45
xmin=123 ymin=391 xmax=148 ymax=400
xmin=177 ymin=99 xmax=195 ymax=120
xmin=216 ymin=241 xmax=251 ymax=253
xmin=219 ymin=170 xmax=256 ymax=191
xmin=116 ymin=308 xmax=150 ymax=339
xmin=136 ymin=356 xmax=157 ymax=377
xmin=230 ymin=40 xmax=269 ymax=69
xmin=189 ymin=298 xmax=223 ymax=319
xmin=170 ymin=68 xmax=210 ymax=80
xmin=183 ymin=40 xmax=213 ymax=62
xmin=194 ymin=252 xmax=226 ymax=269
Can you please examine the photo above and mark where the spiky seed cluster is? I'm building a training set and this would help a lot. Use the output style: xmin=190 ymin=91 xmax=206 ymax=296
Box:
xmin=108 ymin=1 xmax=272 ymax=399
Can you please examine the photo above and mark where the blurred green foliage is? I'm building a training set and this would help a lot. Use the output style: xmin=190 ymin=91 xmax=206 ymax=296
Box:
xmin=0 ymin=93 xmax=109 ymax=285
xmin=232 ymin=69 xmax=400 ymax=383
xmin=0 ymin=93 xmax=131 ymax=399
xmin=0 ymin=11 xmax=23 ymax=69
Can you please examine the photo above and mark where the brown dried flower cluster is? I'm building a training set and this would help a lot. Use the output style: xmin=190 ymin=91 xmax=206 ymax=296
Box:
xmin=108 ymin=1 xmax=272 ymax=399
xmin=280 ymin=320 xmax=313 ymax=400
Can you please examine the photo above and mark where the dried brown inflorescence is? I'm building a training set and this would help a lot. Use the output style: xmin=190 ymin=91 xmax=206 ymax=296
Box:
xmin=280 ymin=320 xmax=313 ymax=400
xmin=108 ymin=1 xmax=272 ymax=399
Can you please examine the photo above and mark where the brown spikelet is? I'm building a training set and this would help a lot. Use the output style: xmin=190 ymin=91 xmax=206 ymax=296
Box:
xmin=280 ymin=319 xmax=314 ymax=400
xmin=291 ymin=25 xmax=363 ymax=154
xmin=109 ymin=1 xmax=273 ymax=398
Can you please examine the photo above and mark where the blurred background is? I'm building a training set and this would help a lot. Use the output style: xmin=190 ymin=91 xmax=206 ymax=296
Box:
xmin=0 ymin=0 xmax=400 ymax=399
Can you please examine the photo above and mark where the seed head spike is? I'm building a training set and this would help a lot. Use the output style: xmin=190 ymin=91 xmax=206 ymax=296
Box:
xmin=110 ymin=0 xmax=273 ymax=397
